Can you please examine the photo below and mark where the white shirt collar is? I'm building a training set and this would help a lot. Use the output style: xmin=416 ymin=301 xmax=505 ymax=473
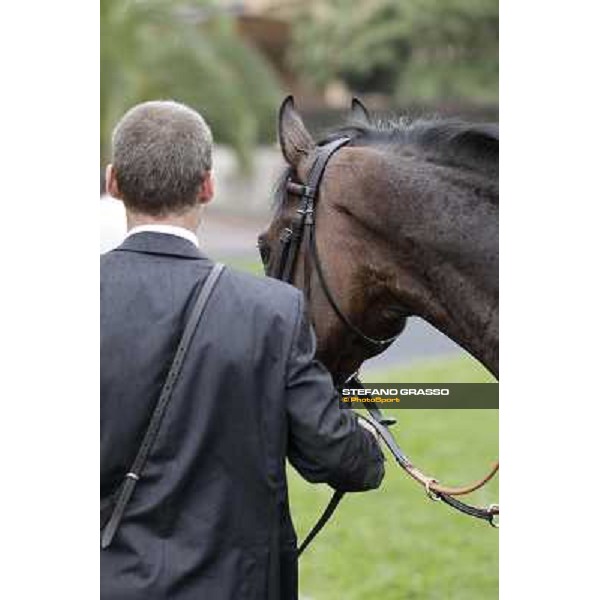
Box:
xmin=126 ymin=224 xmax=199 ymax=248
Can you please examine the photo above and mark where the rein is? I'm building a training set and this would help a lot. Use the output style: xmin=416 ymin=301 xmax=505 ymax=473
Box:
xmin=263 ymin=138 xmax=499 ymax=555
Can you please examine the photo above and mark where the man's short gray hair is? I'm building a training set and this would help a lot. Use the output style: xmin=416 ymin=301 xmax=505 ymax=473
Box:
xmin=111 ymin=100 xmax=213 ymax=215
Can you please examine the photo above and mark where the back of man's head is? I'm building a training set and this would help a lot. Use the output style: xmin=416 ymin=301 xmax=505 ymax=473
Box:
xmin=110 ymin=100 xmax=213 ymax=216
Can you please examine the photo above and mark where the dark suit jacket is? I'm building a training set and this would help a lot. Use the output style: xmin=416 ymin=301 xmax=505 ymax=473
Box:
xmin=101 ymin=232 xmax=384 ymax=600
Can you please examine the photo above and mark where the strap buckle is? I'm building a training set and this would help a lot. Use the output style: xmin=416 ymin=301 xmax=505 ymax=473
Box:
xmin=279 ymin=227 xmax=293 ymax=244
xmin=425 ymin=479 xmax=441 ymax=501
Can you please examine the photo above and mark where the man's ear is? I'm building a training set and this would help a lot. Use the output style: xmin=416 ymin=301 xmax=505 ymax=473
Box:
xmin=198 ymin=172 xmax=214 ymax=205
xmin=278 ymin=95 xmax=315 ymax=169
xmin=106 ymin=164 xmax=122 ymax=199
xmin=350 ymin=97 xmax=371 ymax=124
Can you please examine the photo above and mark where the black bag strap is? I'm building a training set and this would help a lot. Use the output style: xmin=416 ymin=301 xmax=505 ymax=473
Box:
xmin=101 ymin=263 xmax=225 ymax=549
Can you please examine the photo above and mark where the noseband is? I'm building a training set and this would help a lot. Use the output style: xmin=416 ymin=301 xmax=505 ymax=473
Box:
xmin=268 ymin=137 xmax=405 ymax=348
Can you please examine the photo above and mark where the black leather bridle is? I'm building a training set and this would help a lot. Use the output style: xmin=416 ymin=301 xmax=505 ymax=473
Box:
xmin=263 ymin=136 xmax=406 ymax=348
xmin=260 ymin=138 xmax=499 ymax=556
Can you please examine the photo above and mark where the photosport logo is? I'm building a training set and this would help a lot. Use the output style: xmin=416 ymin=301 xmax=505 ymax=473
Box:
xmin=339 ymin=383 xmax=499 ymax=409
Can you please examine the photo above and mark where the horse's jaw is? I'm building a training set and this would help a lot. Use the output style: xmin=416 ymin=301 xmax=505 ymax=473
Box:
xmin=314 ymin=316 xmax=409 ymax=387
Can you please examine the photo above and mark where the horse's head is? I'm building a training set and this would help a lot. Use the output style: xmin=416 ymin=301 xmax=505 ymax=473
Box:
xmin=260 ymin=96 xmax=499 ymax=380
xmin=258 ymin=97 xmax=409 ymax=384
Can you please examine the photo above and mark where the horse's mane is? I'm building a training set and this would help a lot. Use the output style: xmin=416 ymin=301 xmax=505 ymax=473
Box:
xmin=326 ymin=116 xmax=498 ymax=170
xmin=273 ymin=115 xmax=498 ymax=211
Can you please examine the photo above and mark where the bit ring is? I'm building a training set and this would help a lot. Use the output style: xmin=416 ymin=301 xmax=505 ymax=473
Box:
xmin=425 ymin=479 xmax=440 ymax=501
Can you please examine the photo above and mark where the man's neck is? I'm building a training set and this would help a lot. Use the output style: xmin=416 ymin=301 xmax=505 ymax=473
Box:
xmin=126 ymin=209 xmax=201 ymax=234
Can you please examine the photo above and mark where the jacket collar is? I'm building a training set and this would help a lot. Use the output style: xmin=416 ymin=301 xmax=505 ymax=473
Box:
xmin=114 ymin=231 xmax=209 ymax=260
xmin=127 ymin=224 xmax=199 ymax=248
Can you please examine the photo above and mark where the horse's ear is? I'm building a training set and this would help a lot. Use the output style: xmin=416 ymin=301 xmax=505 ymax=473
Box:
xmin=278 ymin=95 xmax=315 ymax=167
xmin=350 ymin=97 xmax=371 ymax=124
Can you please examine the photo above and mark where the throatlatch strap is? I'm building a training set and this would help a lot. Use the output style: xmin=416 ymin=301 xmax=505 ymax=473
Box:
xmin=101 ymin=263 xmax=225 ymax=549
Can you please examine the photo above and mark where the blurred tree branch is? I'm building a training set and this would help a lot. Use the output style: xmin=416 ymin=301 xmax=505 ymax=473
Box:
xmin=289 ymin=0 xmax=498 ymax=104
xmin=101 ymin=0 xmax=282 ymax=173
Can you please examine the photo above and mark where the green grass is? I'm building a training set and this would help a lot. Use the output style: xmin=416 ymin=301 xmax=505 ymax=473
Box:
xmin=289 ymin=356 xmax=498 ymax=599
xmin=219 ymin=255 xmax=264 ymax=276
xmin=364 ymin=354 xmax=497 ymax=383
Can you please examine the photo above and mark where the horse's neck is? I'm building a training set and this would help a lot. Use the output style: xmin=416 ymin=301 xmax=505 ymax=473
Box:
xmin=376 ymin=159 xmax=498 ymax=376
xmin=408 ymin=255 xmax=499 ymax=378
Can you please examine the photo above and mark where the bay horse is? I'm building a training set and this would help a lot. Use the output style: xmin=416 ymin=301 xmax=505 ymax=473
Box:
xmin=258 ymin=97 xmax=498 ymax=384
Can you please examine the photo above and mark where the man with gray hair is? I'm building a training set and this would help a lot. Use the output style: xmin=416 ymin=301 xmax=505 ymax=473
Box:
xmin=101 ymin=100 xmax=383 ymax=600
xmin=106 ymin=100 xmax=214 ymax=232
